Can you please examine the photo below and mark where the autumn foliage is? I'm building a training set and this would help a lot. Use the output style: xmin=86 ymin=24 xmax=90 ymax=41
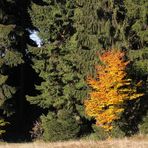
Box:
xmin=85 ymin=50 xmax=143 ymax=131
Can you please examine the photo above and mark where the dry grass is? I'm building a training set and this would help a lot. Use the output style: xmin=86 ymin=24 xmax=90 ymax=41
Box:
xmin=0 ymin=136 xmax=148 ymax=148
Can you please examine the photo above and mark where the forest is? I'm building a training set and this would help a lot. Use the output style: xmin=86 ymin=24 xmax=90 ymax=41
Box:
xmin=0 ymin=0 xmax=148 ymax=142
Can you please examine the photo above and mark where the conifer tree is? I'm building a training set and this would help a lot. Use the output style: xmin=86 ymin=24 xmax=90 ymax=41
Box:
xmin=0 ymin=0 xmax=24 ymax=124
xmin=124 ymin=0 xmax=148 ymax=76
xmin=27 ymin=0 xmax=81 ymax=141
xmin=117 ymin=0 xmax=148 ymax=135
xmin=0 ymin=25 xmax=24 ymax=117
xmin=1 ymin=0 xmax=47 ymax=139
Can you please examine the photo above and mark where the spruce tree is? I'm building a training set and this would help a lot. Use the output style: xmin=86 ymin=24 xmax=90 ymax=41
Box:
xmin=0 ymin=24 xmax=16 ymax=116
xmin=117 ymin=0 xmax=148 ymax=135
xmin=0 ymin=0 xmax=24 ymax=136
xmin=0 ymin=23 xmax=24 ymax=116
xmin=27 ymin=0 xmax=81 ymax=141
xmin=124 ymin=0 xmax=148 ymax=76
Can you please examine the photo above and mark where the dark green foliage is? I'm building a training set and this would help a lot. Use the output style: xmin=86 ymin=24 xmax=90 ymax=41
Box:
xmin=119 ymin=77 xmax=148 ymax=136
xmin=0 ymin=1 xmax=27 ymax=139
xmin=27 ymin=0 xmax=82 ymax=141
xmin=121 ymin=0 xmax=148 ymax=136
xmin=92 ymin=124 xmax=125 ymax=140
xmin=139 ymin=112 xmax=148 ymax=134
xmin=125 ymin=0 xmax=148 ymax=77
xmin=28 ymin=0 xmax=74 ymax=43
xmin=27 ymin=0 xmax=76 ymax=109
xmin=0 ymin=24 xmax=23 ymax=116
xmin=42 ymin=110 xmax=80 ymax=141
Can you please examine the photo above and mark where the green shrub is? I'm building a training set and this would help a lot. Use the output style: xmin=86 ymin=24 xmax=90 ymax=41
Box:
xmin=42 ymin=110 xmax=80 ymax=141
xmin=92 ymin=124 xmax=125 ymax=140
xmin=139 ymin=112 xmax=148 ymax=135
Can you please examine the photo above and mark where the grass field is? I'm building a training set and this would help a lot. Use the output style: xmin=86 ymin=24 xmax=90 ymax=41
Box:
xmin=0 ymin=137 xmax=148 ymax=148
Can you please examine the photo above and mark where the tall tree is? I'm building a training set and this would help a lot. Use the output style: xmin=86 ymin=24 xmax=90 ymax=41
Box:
xmin=0 ymin=0 xmax=28 ymax=139
xmin=27 ymin=0 xmax=82 ymax=141
xmin=0 ymin=24 xmax=24 ymax=118
xmin=118 ymin=0 xmax=148 ymax=135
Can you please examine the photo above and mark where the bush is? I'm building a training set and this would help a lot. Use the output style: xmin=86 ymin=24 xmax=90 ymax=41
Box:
xmin=139 ymin=112 xmax=148 ymax=135
xmin=92 ymin=123 xmax=125 ymax=140
xmin=42 ymin=110 xmax=80 ymax=141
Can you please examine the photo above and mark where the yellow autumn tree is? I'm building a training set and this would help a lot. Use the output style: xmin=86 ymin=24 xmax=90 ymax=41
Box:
xmin=85 ymin=49 xmax=143 ymax=131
